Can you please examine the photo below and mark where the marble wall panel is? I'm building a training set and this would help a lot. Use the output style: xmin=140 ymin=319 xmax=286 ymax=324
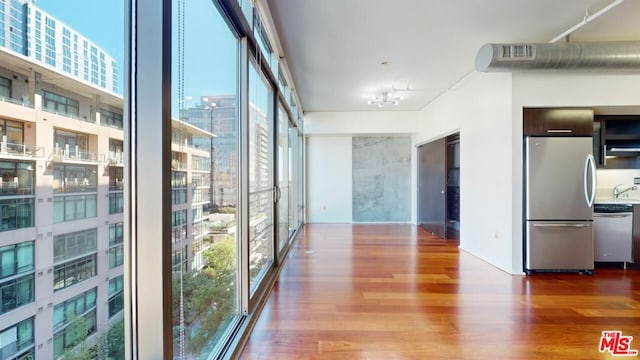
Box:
xmin=352 ymin=136 xmax=411 ymax=222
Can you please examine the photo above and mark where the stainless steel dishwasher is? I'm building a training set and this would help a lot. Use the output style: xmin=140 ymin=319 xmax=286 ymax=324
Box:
xmin=593 ymin=203 xmax=633 ymax=263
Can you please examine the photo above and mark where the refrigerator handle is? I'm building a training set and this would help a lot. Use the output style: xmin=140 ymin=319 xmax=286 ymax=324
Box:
xmin=584 ymin=154 xmax=597 ymax=208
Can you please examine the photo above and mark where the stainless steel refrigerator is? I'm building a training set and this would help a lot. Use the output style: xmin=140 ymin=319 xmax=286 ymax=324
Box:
xmin=524 ymin=137 xmax=597 ymax=274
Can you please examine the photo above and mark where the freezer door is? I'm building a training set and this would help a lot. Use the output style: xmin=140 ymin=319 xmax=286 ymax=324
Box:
xmin=526 ymin=221 xmax=594 ymax=270
xmin=526 ymin=137 xmax=594 ymax=220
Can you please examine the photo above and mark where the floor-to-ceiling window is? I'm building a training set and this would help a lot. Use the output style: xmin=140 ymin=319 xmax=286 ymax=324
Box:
xmin=248 ymin=59 xmax=274 ymax=290
xmin=171 ymin=0 xmax=240 ymax=357
xmin=276 ymin=101 xmax=289 ymax=254
xmin=132 ymin=0 xmax=305 ymax=358
xmin=289 ymin=123 xmax=299 ymax=240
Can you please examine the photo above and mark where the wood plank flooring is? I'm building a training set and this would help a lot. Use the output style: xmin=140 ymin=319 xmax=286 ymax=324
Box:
xmin=239 ymin=224 xmax=640 ymax=359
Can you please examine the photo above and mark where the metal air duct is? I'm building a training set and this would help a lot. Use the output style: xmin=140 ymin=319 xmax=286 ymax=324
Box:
xmin=475 ymin=41 xmax=640 ymax=72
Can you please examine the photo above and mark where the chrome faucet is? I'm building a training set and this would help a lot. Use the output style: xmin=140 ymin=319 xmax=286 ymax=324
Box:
xmin=613 ymin=184 xmax=638 ymax=199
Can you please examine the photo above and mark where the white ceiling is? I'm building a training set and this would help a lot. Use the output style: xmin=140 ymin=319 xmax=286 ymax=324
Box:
xmin=265 ymin=0 xmax=640 ymax=112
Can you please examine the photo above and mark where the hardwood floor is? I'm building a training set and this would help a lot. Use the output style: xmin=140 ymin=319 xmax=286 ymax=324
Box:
xmin=239 ymin=224 xmax=640 ymax=359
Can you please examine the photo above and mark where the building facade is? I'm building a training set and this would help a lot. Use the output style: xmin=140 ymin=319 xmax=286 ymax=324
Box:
xmin=0 ymin=50 xmax=124 ymax=359
xmin=0 ymin=2 xmax=125 ymax=358
xmin=181 ymin=95 xmax=237 ymax=210
xmin=0 ymin=0 xmax=119 ymax=95
xmin=0 ymin=42 xmax=213 ymax=360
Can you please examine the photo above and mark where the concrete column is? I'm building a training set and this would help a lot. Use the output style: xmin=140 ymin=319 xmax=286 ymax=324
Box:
xmin=92 ymin=94 xmax=101 ymax=124
xmin=28 ymin=71 xmax=42 ymax=107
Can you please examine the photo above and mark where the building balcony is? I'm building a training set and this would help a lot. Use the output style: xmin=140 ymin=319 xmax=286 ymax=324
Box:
xmin=0 ymin=95 xmax=34 ymax=108
xmin=0 ymin=96 xmax=36 ymax=121
xmin=170 ymin=142 xmax=210 ymax=158
xmin=0 ymin=141 xmax=43 ymax=159
xmin=170 ymin=159 xmax=187 ymax=170
xmin=0 ymin=181 xmax=34 ymax=196
xmin=41 ymin=107 xmax=94 ymax=124
xmin=50 ymin=146 xmax=103 ymax=164
xmin=110 ymin=180 xmax=124 ymax=191
xmin=108 ymin=151 xmax=124 ymax=166
xmin=101 ymin=118 xmax=124 ymax=130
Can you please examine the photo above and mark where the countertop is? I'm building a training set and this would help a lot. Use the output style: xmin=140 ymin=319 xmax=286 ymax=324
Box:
xmin=595 ymin=197 xmax=640 ymax=205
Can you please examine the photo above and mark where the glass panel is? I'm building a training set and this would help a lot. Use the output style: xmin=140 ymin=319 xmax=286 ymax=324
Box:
xmin=53 ymin=306 xmax=64 ymax=329
xmin=298 ymin=125 xmax=304 ymax=228
xmin=239 ymin=0 xmax=253 ymax=24
xmin=52 ymin=289 xmax=98 ymax=358
xmin=109 ymin=223 xmax=124 ymax=245
xmin=0 ymin=76 xmax=11 ymax=98
xmin=5 ymin=121 xmax=23 ymax=145
xmin=64 ymin=195 xmax=76 ymax=221
xmin=16 ymin=242 xmax=33 ymax=272
xmin=15 ymin=274 xmax=34 ymax=307
xmin=54 ymin=229 xmax=97 ymax=263
xmin=53 ymin=197 xmax=64 ymax=223
xmin=0 ymin=246 xmax=15 ymax=277
xmin=53 ymin=165 xmax=98 ymax=193
xmin=43 ymin=90 xmax=80 ymax=117
xmin=112 ymin=192 xmax=124 ymax=214
xmin=53 ymin=254 xmax=96 ymax=291
xmin=0 ymin=161 xmax=34 ymax=196
xmin=0 ymin=317 xmax=33 ymax=360
xmin=85 ymin=194 xmax=96 ymax=217
xmin=0 ymin=198 xmax=33 ymax=231
xmin=248 ymin=60 xmax=274 ymax=290
xmin=109 ymin=166 xmax=124 ymax=190
xmin=171 ymin=0 xmax=240 ymax=358
xmin=288 ymin=123 xmax=297 ymax=239
xmin=277 ymin=102 xmax=288 ymax=252
xmin=0 ymin=274 xmax=34 ymax=314
xmin=109 ymin=245 xmax=123 ymax=268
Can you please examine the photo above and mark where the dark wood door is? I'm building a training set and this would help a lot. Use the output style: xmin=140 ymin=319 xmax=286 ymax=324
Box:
xmin=418 ymin=138 xmax=446 ymax=238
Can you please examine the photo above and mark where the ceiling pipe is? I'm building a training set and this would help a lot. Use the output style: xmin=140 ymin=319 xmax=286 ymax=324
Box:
xmin=475 ymin=41 xmax=640 ymax=72
xmin=474 ymin=0 xmax=639 ymax=72
xmin=548 ymin=0 xmax=625 ymax=43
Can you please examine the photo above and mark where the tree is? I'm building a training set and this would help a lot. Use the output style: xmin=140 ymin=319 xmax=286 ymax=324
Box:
xmin=61 ymin=317 xmax=124 ymax=360
xmin=60 ymin=315 xmax=96 ymax=360
xmin=172 ymin=238 xmax=236 ymax=357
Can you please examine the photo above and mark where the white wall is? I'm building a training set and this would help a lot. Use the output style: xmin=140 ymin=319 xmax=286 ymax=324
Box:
xmin=413 ymin=72 xmax=515 ymax=274
xmin=511 ymin=72 xmax=640 ymax=274
xmin=306 ymin=136 xmax=353 ymax=222
xmin=305 ymin=111 xmax=418 ymax=135
xmin=597 ymin=169 xmax=640 ymax=199
xmin=304 ymin=111 xmax=419 ymax=223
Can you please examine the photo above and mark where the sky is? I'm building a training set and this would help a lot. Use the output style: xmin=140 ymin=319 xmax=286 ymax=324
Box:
xmin=171 ymin=0 xmax=237 ymax=113
xmin=33 ymin=0 xmax=237 ymax=105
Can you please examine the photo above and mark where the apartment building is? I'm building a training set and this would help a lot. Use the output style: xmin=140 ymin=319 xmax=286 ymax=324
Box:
xmin=181 ymin=95 xmax=237 ymax=210
xmin=0 ymin=0 xmax=118 ymax=94
xmin=0 ymin=51 xmax=213 ymax=360
xmin=0 ymin=49 xmax=123 ymax=360
xmin=170 ymin=119 xmax=214 ymax=272
xmin=0 ymin=6 xmax=125 ymax=355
